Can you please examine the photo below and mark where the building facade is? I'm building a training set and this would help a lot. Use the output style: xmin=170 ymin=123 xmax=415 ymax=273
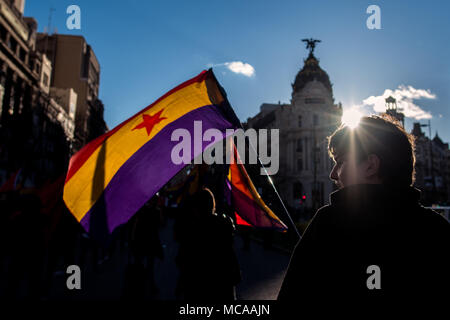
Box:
xmin=411 ymin=122 xmax=450 ymax=205
xmin=36 ymin=33 xmax=107 ymax=151
xmin=246 ymin=46 xmax=342 ymax=216
xmin=0 ymin=0 xmax=80 ymax=187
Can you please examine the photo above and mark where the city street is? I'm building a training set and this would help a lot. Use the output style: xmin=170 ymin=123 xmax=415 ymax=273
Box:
xmin=46 ymin=218 xmax=293 ymax=300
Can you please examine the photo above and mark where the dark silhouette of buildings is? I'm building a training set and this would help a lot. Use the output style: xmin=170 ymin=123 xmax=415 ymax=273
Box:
xmin=411 ymin=122 xmax=450 ymax=204
xmin=0 ymin=0 xmax=107 ymax=186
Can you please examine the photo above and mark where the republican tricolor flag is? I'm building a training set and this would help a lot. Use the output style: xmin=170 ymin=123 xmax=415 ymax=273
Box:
xmin=63 ymin=70 xmax=239 ymax=235
xmin=226 ymin=143 xmax=287 ymax=231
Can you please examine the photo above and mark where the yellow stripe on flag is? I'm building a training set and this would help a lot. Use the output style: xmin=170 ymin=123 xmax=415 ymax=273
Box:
xmin=64 ymin=80 xmax=212 ymax=222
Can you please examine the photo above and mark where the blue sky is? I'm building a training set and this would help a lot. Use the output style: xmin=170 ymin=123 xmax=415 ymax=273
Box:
xmin=25 ymin=0 xmax=450 ymax=143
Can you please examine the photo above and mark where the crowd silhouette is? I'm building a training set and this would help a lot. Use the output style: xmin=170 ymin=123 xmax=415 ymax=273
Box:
xmin=0 ymin=180 xmax=244 ymax=300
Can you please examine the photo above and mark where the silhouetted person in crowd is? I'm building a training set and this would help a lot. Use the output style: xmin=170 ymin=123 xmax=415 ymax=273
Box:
xmin=0 ymin=192 xmax=17 ymax=270
xmin=175 ymin=188 xmax=241 ymax=300
xmin=278 ymin=115 xmax=449 ymax=303
xmin=123 ymin=195 xmax=164 ymax=299
xmin=4 ymin=193 xmax=46 ymax=299
xmin=43 ymin=206 xmax=80 ymax=297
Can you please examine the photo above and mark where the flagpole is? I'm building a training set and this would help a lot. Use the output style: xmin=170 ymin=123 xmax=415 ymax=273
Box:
xmin=246 ymin=135 xmax=302 ymax=240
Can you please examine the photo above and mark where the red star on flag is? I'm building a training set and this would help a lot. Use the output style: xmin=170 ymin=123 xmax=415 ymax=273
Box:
xmin=132 ymin=109 xmax=167 ymax=136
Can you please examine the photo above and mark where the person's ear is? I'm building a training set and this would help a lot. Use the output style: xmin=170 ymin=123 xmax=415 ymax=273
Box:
xmin=365 ymin=154 xmax=381 ymax=178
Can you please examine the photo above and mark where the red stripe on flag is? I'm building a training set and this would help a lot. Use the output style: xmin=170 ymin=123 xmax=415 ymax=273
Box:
xmin=235 ymin=211 xmax=252 ymax=226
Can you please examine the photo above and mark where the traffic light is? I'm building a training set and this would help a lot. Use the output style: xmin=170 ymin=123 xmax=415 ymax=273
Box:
xmin=299 ymin=194 xmax=306 ymax=205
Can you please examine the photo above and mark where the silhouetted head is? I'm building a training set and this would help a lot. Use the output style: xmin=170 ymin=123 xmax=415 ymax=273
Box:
xmin=193 ymin=188 xmax=216 ymax=216
xmin=328 ymin=115 xmax=416 ymax=188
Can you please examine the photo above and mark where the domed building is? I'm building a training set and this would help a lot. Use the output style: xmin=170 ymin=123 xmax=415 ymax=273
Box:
xmin=246 ymin=40 xmax=342 ymax=216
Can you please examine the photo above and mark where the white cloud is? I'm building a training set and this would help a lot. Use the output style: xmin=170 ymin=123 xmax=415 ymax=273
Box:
xmin=208 ymin=61 xmax=255 ymax=77
xmin=223 ymin=61 xmax=255 ymax=77
xmin=362 ymin=85 xmax=436 ymax=120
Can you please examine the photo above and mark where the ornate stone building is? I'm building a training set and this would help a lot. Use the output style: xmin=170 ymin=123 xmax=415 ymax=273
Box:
xmin=246 ymin=41 xmax=342 ymax=216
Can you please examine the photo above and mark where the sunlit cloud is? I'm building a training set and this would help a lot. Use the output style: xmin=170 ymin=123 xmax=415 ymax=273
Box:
xmin=210 ymin=61 xmax=255 ymax=77
xmin=224 ymin=61 xmax=255 ymax=77
xmin=362 ymin=85 xmax=436 ymax=120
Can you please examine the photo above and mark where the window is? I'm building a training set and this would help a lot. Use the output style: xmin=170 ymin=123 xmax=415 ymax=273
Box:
xmin=315 ymin=146 xmax=321 ymax=166
xmin=296 ymin=139 xmax=303 ymax=152
xmin=43 ymin=73 xmax=49 ymax=87
xmin=297 ymin=158 xmax=303 ymax=171
xmin=70 ymin=102 xmax=76 ymax=118
xmin=305 ymin=97 xmax=325 ymax=104
xmin=19 ymin=48 xmax=26 ymax=62
xmin=313 ymin=114 xmax=319 ymax=126
xmin=304 ymin=139 xmax=309 ymax=170
xmin=8 ymin=37 xmax=17 ymax=52
xmin=293 ymin=182 xmax=303 ymax=200
xmin=0 ymin=25 xmax=7 ymax=41
xmin=298 ymin=115 xmax=302 ymax=127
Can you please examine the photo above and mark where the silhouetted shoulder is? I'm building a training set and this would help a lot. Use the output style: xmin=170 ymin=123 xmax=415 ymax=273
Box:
xmin=308 ymin=204 xmax=333 ymax=224
xmin=307 ymin=204 xmax=345 ymax=228
xmin=296 ymin=204 xmax=336 ymax=242
xmin=419 ymin=206 xmax=449 ymax=224
xmin=415 ymin=206 xmax=450 ymax=237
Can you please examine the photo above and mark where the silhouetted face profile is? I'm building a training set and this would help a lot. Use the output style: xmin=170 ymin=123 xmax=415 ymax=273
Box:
xmin=329 ymin=153 xmax=381 ymax=188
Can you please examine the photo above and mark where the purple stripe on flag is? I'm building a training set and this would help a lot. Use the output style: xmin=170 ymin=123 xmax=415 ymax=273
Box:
xmin=231 ymin=185 xmax=286 ymax=230
xmin=81 ymin=105 xmax=235 ymax=233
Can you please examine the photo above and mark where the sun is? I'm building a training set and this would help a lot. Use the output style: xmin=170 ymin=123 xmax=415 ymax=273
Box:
xmin=341 ymin=108 xmax=362 ymax=129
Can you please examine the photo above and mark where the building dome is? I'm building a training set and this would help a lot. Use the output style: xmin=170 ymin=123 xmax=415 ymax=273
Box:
xmin=292 ymin=53 xmax=332 ymax=94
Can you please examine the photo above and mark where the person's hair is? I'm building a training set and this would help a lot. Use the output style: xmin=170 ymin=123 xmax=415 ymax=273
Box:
xmin=327 ymin=115 xmax=416 ymax=186
xmin=193 ymin=188 xmax=216 ymax=215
